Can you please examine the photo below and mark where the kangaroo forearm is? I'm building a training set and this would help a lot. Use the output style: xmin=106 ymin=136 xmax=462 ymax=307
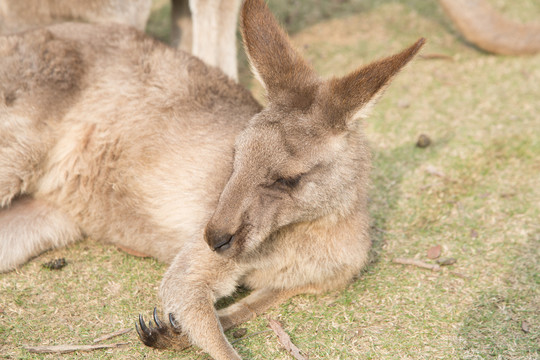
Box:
xmin=173 ymin=297 xmax=240 ymax=360
xmin=158 ymin=249 xmax=243 ymax=358
xmin=160 ymin=283 xmax=241 ymax=359
xmin=217 ymin=287 xmax=300 ymax=331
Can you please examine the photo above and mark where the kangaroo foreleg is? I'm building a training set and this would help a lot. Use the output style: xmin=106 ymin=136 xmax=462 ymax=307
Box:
xmin=137 ymin=287 xmax=301 ymax=353
xmin=138 ymin=246 xmax=243 ymax=359
xmin=217 ymin=287 xmax=303 ymax=331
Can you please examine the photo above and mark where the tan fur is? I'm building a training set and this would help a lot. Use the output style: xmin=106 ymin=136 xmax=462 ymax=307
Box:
xmin=440 ymin=0 xmax=540 ymax=55
xmin=0 ymin=0 xmax=424 ymax=359
xmin=0 ymin=0 xmax=152 ymax=33
xmin=0 ymin=196 xmax=81 ymax=271
xmin=0 ymin=0 xmax=241 ymax=80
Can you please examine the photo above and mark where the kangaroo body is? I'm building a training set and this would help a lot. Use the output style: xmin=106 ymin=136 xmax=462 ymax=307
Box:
xmin=439 ymin=0 xmax=540 ymax=55
xmin=0 ymin=1 xmax=424 ymax=359
xmin=0 ymin=0 xmax=152 ymax=33
xmin=0 ymin=23 xmax=253 ymax=266
xmin=0 ymin=0 xmax=242 ymax=79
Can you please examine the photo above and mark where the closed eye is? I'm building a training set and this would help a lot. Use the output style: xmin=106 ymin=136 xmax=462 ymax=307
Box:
xmin=274 ymin=175 xmax=302 ymax=189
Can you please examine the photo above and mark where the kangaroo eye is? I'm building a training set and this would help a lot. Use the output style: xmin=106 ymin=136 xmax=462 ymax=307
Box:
xmin=275 ymin=175 xmax=301 ymax=188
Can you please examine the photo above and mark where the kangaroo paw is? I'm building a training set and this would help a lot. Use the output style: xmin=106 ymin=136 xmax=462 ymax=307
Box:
xmin=135 ymin=308 xmax=191 ymax=350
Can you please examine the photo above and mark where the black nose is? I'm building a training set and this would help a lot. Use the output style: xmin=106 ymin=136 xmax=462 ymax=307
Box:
xmin=211 ymin=233 xmax=235 ymax=253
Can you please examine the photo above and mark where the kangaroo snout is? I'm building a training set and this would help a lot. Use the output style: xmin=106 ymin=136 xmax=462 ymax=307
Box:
xmin=205 ymin=227 xmax=236 ymax=253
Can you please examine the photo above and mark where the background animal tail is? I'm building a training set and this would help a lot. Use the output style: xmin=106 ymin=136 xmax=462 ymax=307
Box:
xmin=0 ymin=196 xmax=81 ymax=272
xmin=440 ymin=0 xmax=540 ymax=55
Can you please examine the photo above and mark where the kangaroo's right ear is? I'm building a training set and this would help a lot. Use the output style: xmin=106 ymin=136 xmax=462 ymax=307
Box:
xmin=241 ymin=0 xmax=318 ymax=108
xmin=324 ymin=38 xmax=426 ymax=130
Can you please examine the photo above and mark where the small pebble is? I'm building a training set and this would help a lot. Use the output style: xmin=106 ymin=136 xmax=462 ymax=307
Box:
xmin=416 ymin=134 xmax=431 ymax=148
xmin=233 ymin=328 xmax=248 ymax=339
xmin=42 ymin=258 xmax=67 ymax=270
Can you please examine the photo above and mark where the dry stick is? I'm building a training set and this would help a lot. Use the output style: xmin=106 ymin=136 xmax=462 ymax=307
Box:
xmin=93 ymin=328 xmax=132 ymax=343
xmin=24 ymin=343 xmax=129 ymax=354
xmin=372 ymin=226 xmax=388 ymax=234
xmin=268 ymin=318 xmax=307 ymax=360
xmin=392 ymin=257 xmax=441 ymax=271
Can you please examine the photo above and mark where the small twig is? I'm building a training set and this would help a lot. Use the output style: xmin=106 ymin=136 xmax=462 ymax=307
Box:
xmin=425 ymin=165 xmax=446 ymax=178
xmin=230 ymin=329 xmax=273 ymax=344
xmin=93 ymin=328 xmax=132 ymax=343
xmin=419 ymin=53 xmax=454 ymax=61
xmin=268 ymin=318 xmax=306 ymax=360
xmin=392 ymin=257 xmax=441 ymax=271
xmin=24 ymin=342 xmax=129 ymax=354
xmin=372 ymin=226 xmax=388 ymax=234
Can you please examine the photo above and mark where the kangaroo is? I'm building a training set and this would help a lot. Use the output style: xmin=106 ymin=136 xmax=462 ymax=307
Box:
xmin=0 ymin=0 xmax=152 ymax=33
xmin=0 ymin=0 xmax=424 ymax=358
xmin=0 ymin=0 xmax=242 ymax=80
xmin=439 ymin=0 xmax=540 ymax=55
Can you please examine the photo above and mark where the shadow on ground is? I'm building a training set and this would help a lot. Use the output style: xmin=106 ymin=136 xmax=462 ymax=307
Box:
xmin=458 ymin=230 xmax=540 ymax=358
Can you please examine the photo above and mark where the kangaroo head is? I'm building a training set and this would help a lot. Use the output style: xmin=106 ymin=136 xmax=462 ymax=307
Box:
xmin=204 ymin=0 xmax=425 ymax=258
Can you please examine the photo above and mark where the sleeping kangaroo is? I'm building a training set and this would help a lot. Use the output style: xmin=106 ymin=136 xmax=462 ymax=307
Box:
xmin=0 ymin=0 xmax=424 ymax=358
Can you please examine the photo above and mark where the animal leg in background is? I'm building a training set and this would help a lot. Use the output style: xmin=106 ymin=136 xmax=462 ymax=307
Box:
xmin=189 ymin=0 xmax=242 ymax=80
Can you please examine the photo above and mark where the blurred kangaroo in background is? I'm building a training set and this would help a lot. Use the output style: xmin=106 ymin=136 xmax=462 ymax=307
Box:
xmin=0 ymin=0 xmax=241 ymax=79
xmin=0 ymin=0 xmax=424 ymax=359
xmin=0 ymin=0 xmax=152 ymax=33
xmin=439 ymin=0 xmax=540 ymax=55
xmin=1 ymin=0 xmax=538 ymax=80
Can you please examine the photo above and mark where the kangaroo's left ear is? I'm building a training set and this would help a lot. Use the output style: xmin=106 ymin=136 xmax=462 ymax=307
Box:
xmin=323 ymin=38 xmax=426 ymax=129
xmin=241 ymin=0 xmax=319 ymax=108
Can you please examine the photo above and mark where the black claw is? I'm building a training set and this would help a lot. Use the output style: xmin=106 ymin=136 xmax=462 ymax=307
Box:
xmin=135 ymin=321 xmax=143 ymax=339
xmin=153 ymin=307 xmax=163 ymax=327
xmin=139 ymin=314 xmax=149 ymax=333
xmin=169 ymin=313 xmax=179 ymax=329
xmin=135 ymin=309 xmax=190 ymax=350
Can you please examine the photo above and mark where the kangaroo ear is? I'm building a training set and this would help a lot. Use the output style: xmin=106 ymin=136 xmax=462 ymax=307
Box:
xmin=241 ymin=0 xmax=318 ymax=108
xmin=324 ymin=38 xmax=426 ymax=129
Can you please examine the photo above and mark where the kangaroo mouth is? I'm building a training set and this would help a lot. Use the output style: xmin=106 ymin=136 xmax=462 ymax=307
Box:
xmin=213 ymin=235 xmax=234 ymax=253
xmin=204 ymin=221 xmax=256 ymax=258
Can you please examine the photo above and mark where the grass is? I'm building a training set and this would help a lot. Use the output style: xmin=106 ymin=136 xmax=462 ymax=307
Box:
xmin=1 ymin=0 xmax=539 ymax=359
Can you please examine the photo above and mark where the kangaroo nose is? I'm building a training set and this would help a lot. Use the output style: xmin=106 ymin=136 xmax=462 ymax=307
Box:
xmin=205 ymin=228 xmax=235 ymax=253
